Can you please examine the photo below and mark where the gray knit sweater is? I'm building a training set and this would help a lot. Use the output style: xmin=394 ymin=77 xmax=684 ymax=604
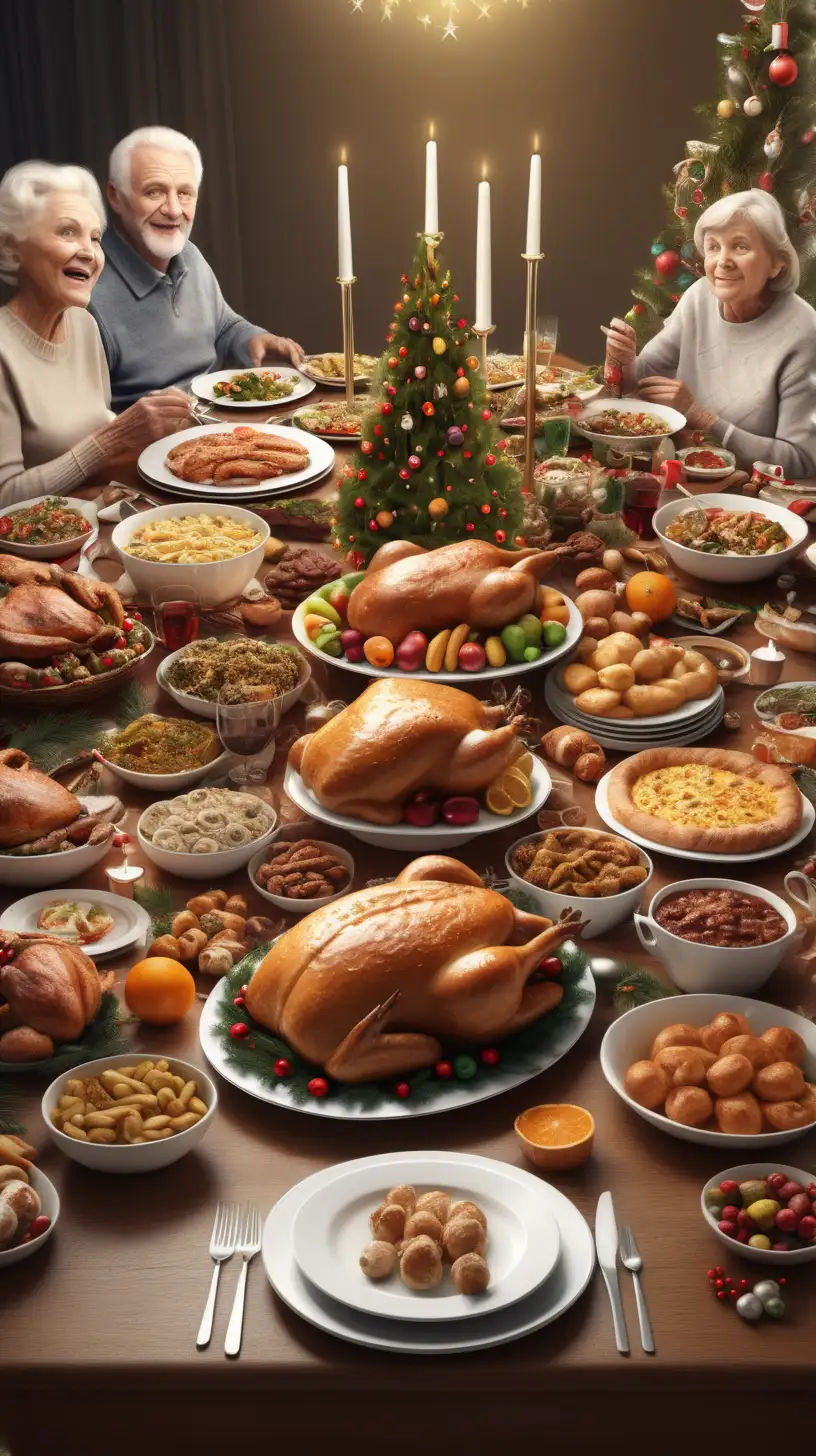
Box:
xmin=636 ymin=278 xmax=816 ymax=479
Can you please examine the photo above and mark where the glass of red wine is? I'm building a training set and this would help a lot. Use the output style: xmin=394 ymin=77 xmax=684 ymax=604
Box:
xmin=216 ymin=685 xmax=282 ymax=786
xmin=151 ymin=585 xmax=200 ymax=652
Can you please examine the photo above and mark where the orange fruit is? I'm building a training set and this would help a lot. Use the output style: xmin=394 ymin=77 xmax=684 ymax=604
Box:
xmin=514 ymin=751 xmax=535 ymax=777
xmin=486 ymin=766 xmax=532 ymax=815
xmin=515 ymin=1104 xmax=595 ymax=1170
xmin=624 ymin=570 xmax=676 ymax=623
xmin=124 ymin=957 xmax=196 ymax=1026
xmin=540 ymin=603 xmax=570 ymax=627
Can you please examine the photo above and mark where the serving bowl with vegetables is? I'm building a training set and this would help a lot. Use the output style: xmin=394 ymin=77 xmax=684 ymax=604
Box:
xmin=654 ymin=494 xmax=807 ymax=584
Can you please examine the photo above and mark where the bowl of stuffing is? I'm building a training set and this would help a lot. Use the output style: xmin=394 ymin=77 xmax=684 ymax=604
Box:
xmin=506 ymin=826 xmax=653 ymax=939
xmin=137 ymin=787 xmax=279 ymax=879
xmin=157 ymin=638 xmax=310 ymax=721
xmin=95 ymin=714 xmax=230 ymax=791
xmin=111 ymin=502 xmax=269 ymax=608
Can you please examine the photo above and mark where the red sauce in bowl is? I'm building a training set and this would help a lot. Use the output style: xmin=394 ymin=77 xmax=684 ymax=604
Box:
xmin=655 ymin=889 xmax=786 ymax=948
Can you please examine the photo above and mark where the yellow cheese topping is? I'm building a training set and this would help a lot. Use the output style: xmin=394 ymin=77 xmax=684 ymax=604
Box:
xmin=632 ymin=764 xmax=776 ymax=829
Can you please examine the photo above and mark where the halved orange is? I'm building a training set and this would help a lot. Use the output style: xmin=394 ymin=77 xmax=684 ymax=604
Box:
xmin=485 ymin=765 xmax=532 ymax=815
xmin=514 ymin=1104 xmax=595 ymax=1170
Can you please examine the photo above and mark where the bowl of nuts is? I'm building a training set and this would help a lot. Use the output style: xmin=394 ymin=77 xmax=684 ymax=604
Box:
xmin=42 ymin=1054 xmax=217 ymax=1173
xmin=249 ymin=838 xmax=355 ymax=915
xmin=505 ymin=827 xmax=652 ymax=939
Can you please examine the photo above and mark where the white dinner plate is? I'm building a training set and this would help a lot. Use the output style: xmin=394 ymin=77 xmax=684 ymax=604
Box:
xmin=292 ymin=596 xmax=583 ymax=685
xmin=572 ymin=398 xmax=686 ymax=451
xmin=262 ymin=1151 xmax=594 ymax=1353
xmin=546 ymin=698 xmax=724 ymax=741
xmin=0 ymin=494 xmax=98 ymax=560
xmin=292 ymin=403 xmax=363 ymax=444
xmin=137 ymin=423 xmax=335 ymax=498
xmin=283 ymin=757 xmax=552 ymax=851
xmin=753 ymin=682 xmax=814 ymax=721
xmin=547 ymin=709 xmax=724 ymax=755
xmin=595 ymin=769 xmax=815 ymax=864
xmin=676 ymin=446 xmax=736 ymax=481
xmin=548 ymin=668 xmax=722 ymax=730
xmin=0 ymin=887 xmax=150 ymax=959
xmin=291 ymin=1155 xmax=560 ymax=1323
xmin=142 ymin=460 xmax=335 ymax=504
xmin=301 ymin=353 xmax=376 ymax=388
xmin=198 ymin=959 xmax=595 ymax=1123
xmin=190 ymin=367 xmax=315 ymax=408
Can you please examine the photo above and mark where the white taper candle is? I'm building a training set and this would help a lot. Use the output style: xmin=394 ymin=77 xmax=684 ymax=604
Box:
xmin=525 ymin=150 xmax=541 ymax=256
xmin=475 ymin=178 xmax=492 ymax=331
xmin=425 ymin=135 xmax=439 ymax=234
xmin=338 ymin=160 xmax=353 ymax=280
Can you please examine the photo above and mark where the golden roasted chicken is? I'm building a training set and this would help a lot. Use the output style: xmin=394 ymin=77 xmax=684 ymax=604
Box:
xmin=0 ymin=555 xmax=124 ymax=661
xmin=0 ymin=749 xmax=120 ymax=853
xmin=0 ymin=932 xmax=114 ymax=1061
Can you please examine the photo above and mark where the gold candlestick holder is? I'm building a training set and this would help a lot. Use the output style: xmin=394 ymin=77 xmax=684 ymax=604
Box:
xmin=337 ymin=276 xmax=356 ymax=407
xmin=471 ymin=323 xmax=496 ymax=381
xmin=521 ymin=251 xmax=544 ymax=494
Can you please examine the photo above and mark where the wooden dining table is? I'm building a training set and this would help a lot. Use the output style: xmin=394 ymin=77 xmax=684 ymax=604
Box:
xmin=2 ymin=381 xmax=816 ymax=1455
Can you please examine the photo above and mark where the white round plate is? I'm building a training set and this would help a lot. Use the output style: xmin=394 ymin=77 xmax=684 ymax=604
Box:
xmin=190 ymin=367 xmax=315 ymax=408
xmin=0 ymin=494 xmax=98 ymax=560
xmin=292 ymin=403 xmax=362 ymax=444
xmin=548 ymin=710 xmax=724 ymax=755
xmin=262 ymin=1151 xmax=594 ymax=1353
xmin=595 ymin=769 xmax=815 ymax=864
xmin=198 ymin=959 xmax=595 ymax=1123
xmin=142 ymin=460 xmax=335 ymax=504
xmin=754 ymin=682 xmax=814 ymax=721
xmin=548 ymin=668 xmax=722 ymax=730
xmin=546 ymin=694 xmax=724 ymax=741
xmin=572 ymin=398 xmax=686 ymax=451
xmin=137 ymin=424 xmax=334 ymax=498
xmin=283 ymin=757 xmax=552 ymax=851
xmin=293 ymin=597 xmax=582 ymax=685
xmin=677 ymin=446 xmax=736 ymax=481
xmin=292 ymin=1156 xmax=560 ymax=1322
xmin=301 ymin=354 xmax=375 ymax=388
xmin=157 ymin=640 xmax=310 ymax=721
xmin=0 ymin=888 xmax=150 ymax=959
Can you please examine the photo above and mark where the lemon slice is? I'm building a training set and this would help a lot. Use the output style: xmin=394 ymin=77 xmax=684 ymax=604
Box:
xmin=514 ymin=751 xmax=534 ymax=777
xmin=503 ymin=767 xmax=533 ymax=808
xmin=485 ymin=784 xmax=514 ymax=816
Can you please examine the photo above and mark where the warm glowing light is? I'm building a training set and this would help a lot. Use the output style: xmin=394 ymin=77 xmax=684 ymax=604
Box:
xmin=442 ymin=16 xmax=458 ymax=36
xmin=532 ymin=133 xmax=540 ymax=154
xmin=345 ymin=0 xmax=535 ymax=40
xmin=340 ymin=146 xmax=348 ymax=164
xmin=481 ymin=160 xmax=488 ymax=180
xmin=429 ymin=120 xmax=435 ymax=140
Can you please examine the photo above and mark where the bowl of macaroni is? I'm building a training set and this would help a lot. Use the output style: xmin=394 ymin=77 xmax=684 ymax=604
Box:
xmin=112 ymin=502 xmax=269 ymax=608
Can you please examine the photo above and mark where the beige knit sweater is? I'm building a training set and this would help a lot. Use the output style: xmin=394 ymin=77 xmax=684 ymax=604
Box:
xmin=0 ymin=304 xmax=114 ymax=508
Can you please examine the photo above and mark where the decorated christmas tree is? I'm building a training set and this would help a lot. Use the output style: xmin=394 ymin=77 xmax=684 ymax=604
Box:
xmin=333 ymin=236 xmax=523 ymax=567
xmin=626 ymin=0 xmax=816 ymax=344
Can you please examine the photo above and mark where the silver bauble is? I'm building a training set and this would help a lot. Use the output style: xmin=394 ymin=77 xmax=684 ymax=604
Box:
xmin=744 ymin=95 xmax=764 ymax=117
xmin=752 ymin=1279 xmax=781 ymax=1303
xmin=400 ymin=412 xmax=413 ymax=430
xmin=736 ymin=1293 xmax=764 ymax=1321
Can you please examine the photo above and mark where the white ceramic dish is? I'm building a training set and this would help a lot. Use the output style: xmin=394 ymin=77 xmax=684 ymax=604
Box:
xmin=42 ymin=1054 xmax=217 ymax=1173
xmin=487 ymin=358 xmax=603 ymax=402
xmin=505 ymin=828 xmax=652 ymax=940
xmin=594 ymin=769 xmax=814 ymax=865
xmin=248 ymin=840 xmax=355 ymax=915
xmin=573 ymin=398 xmax=686 ymax=452
xmin=0 ymin=1166 xmax=60 ymax=1268
xmin=544 ymin=711 xmax=724 ymax=756
xmin=676 ymin=446 xmax=737 ymax=481
xmin=0 ymin=888 xmax=150 ymax=960
xmin=754 ymin=682 xmax=815 ymax=721
xmin=0 ymin=494 xmax=98 ymax=560
xmin=262 ymin=1151 xmax=595 ymax=1354
xmin=283 ymin=757 xmax=552 ymax=851
xmin=156 ymin=640 xmax=310 ymax=721
xmin=549 ymin=666 xmax=722 ymax=730
xmin=96 ymin=740 xmax=231 ymax=793
xmin=137 ymin=423 xmax=335 ymax=498
xmin=601 ymin=992 xmax=816 ymax=1149
xmin=291 ymin=1155 xmax=560 ymax=1323
xmin=292 ymin=596 xmax=583 ymax=685
xmin=301 ymin=355 xmax=375 ymax=388
xmin=190 ymin=366 xmax=315 ymax=408
xmin=653 ymin=493 xmax=808 ymax=584
xmin=137 ymin=805 xmax=279 ymax=882
xmin=111 ymin=500 xmax=269 ymax=609
xmin=143 ymin=459 xmax=336 ymax=504
xmin=199 ymin=960 xmax=595 ymax=1123
xmin=634 ymin=878 xmax=799 ymax=995
xmin=702 ymin=1162 xmax=816 ymax=1265
xmin=0 ymin=797 xmax=121 ymax=889
xmin=292 ymin=403 xmax=362 ymax=444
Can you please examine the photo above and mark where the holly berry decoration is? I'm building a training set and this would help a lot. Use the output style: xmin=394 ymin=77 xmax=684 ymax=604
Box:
xmin=655 ymin=248 xmax=681 ymax=278
xmin=230 ymin=1023 xmax=249 ymax=1039
xmin=759 ymin=171 xmax=775 ymax=192
xmin=394 ymin=1082 xmax=411 ymax=1099
xmin=273 ymin=1058 xmax=292 ymax=1078
xmin=307 ymin=1077 xmax=329 ymax=1098
xmin=480 ymin=1047 xmax=500 ymax=1066
xmin=435 ymin=1060 xmax=453 ymax=1079
xmin=539 ymin=956 xmax=563 ymax=977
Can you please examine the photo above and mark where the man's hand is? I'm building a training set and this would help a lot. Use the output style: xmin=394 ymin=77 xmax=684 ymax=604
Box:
xmin=248 ymin=332 xmax=306 ymax=367
xmin=600 ymin=317 xmax=637 ymax=367
xmin=638 ymin=375 xmax=715 ymax=431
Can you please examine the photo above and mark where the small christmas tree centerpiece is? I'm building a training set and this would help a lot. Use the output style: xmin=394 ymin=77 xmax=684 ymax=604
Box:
xmin=334 ymin=236 xmax=523 ymax=566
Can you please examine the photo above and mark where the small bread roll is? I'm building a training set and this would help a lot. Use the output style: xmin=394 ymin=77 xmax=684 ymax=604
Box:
xmin=399 ymin=1235 xmax=444 ymax=1291
xmin=753 ymin=1060 xmax=806 ymax=1103
xmin=415 ymin=1190 xmax=451 ymax=1224
xmin=650 ymin=1024 xmax=703 ymax=1059
xmin=763 ymin=1100 xmax=813 ymax=1132
xmin=442 ymin=1217 xmax=487 ymax=1263
xmin=448 ymin=1200 xmax=488 ymax=1230
xmin=597 ymin=662 xmax=635 ymax=693
xmin=578 ymin=637 xmax=601 ymax=663
xmin=386 ymin=1184 xmax=417 ymax=1214
xmin=0 ymin=1165 xmax=29 ymax=1191
xmin=630 ymin=648 xmax=664 ymax=682
xmin=624 ymin=682 xmax=685 ymax=716
xmin=0 ymin=1179 xmax=39 ymax=1222
xmin=706 ymin=1053 xmax=754 ymax=1097
xmin=451 ymin=1253 xmax=490 ymax=1295
xmin=563 ymin=663 xmax=599 ymax=696
xmin=652 ymin=642 xmax=685 ymax=672
xmin=624 ymin=1060 xmax=671 ymax=1110
xmin=715 ymin=1092 xmax=763 ymax=1136
xmin=404 ymin=1210 xmax=444 ymax=1245
xmin=0 ymin=1200 xmax=17 ymax=1250
xmin=605 ymin=705 xmax=636 ymax=719
xmin=760 ymin=1026 xmax=805 ymax=1066
xmin=654 ymin=1046 xmax=707 ymax=1086
xmin=592 ymin=632 xmax=641 ymax=669
xmin=584 ymin=617 xmax=610 ymax=641
xmin=699 ymin=1013 xmax=751 ymax=1055
xmin=369 ymin=1203 xmax=406 ymax=1244
xmin=574 ymin=688 xmax=622 ymax=717
xmin=665 ymin=1086 xmax=713 ymax=1128
xmin=360 ymin=1241 xmax=399 ymax=1279
xmin=718 ymin=1035 xmax=776 ymax=1070
xmin=798 ymin=1082 xmax=816 ymax=1117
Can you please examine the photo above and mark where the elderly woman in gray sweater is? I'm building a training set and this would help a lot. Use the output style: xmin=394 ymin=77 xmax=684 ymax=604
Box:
xmin=603 ymin=189 xmax=816 ymax=480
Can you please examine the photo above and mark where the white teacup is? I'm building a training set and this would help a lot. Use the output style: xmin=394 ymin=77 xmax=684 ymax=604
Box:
xmin=634 ymin=878 xmax=800 ymax=995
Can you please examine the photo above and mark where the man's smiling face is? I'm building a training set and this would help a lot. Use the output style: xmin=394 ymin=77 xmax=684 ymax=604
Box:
xmin=109 ymin=145 xmax=198 ymax=268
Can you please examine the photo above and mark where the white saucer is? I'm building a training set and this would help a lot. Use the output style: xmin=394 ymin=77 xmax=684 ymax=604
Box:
xmin=262 ymin=1151 xmax=595 ymax=1354
xmin=0 ymin=888 xmax=150 ymax=959
xmin=291 ymin=1155 xmax=560 ymax=1322
xmin=190 ymin=366 xmax=315 ymax=408
xmin=595 ymin=769 xmax=815 ymax=864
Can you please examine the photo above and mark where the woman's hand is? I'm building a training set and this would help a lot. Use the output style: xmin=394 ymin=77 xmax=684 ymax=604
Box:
xmin=600 ymin=317 xmax=637 ymax=367
xmin=98 ymin=389 xmax=193 ymax=459
xmin=638 ymin=375 xmax=716 ymax=431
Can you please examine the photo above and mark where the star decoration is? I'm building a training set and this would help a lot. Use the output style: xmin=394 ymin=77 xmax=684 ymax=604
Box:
xmin=441 ymin=15 xmax=458 ymax=36
xmin=349 ymin=0 xmax=535 ymax=35
xmin=418 ymin=9 xmax=432 ymax=22
xmin=474 ymin=1 xmax=491 ymax=16
xmin=350 ymin=0 xmax=364 ymax=9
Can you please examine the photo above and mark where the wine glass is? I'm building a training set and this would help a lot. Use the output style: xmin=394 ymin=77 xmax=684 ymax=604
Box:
xmin=151 ymin=584 xmax=200 ymax=651
xmin=536 ymin=315 xmax=559 ymax=372
xmin=216 ymin=686 xmax=282 ymax=786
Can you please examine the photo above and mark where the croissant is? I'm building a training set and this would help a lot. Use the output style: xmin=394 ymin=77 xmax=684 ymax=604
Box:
xmin=541 ymin=726 xmax=606 ymax=783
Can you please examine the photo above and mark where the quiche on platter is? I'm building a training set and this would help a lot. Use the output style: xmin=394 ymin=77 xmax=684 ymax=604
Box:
xmin=607 ymin=747 xmax=802 ymax=854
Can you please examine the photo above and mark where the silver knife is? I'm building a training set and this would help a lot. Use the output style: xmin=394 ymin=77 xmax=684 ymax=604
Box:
xmin=595 ymin=1192 xmax=629 ymax=1354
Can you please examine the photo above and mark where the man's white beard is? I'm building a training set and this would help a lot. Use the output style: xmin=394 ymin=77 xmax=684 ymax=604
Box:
xmin=140 ymin=215 xmax=191 ymax=261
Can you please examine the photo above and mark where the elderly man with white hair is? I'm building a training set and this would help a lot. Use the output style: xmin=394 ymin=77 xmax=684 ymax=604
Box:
xmin=89 ymin=125 xmax=303 ymax=411
xmin=603 ymin=189 xmax=816 ymax=479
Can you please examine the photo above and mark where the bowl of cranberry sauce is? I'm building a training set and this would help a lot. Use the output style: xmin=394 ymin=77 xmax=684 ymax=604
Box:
xmin=634 ymin=879 xmax=799 ymax=994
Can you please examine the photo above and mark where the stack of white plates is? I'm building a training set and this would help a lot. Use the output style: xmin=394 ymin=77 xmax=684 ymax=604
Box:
xmin=137 ymin=423 xmax=335 ymax=501
xmin=261 ymin=1152 xmax=594 ymax=1354
xmin=545 ymin=670 xmax=724 ymax=753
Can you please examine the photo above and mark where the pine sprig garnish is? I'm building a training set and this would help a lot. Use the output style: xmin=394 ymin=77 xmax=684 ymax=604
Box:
xmin=114 ymin=679 xmax=150 ymax=728
xmin=0 ymin=709 xmax=104 ymax=773
xmin=613 ymin=969 xmax=676 ymax=1014
xmin=133 ymin=882 xmax=174 ymax=943
xmin=0 ymin=993 xmax=129 ymax=1079
xmin=0 ymin=1092 xmax=25 ymax=1135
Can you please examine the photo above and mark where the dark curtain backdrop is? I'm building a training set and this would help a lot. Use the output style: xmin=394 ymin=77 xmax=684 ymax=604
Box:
xmin=0 ymin=0 xmax=247 ymax=309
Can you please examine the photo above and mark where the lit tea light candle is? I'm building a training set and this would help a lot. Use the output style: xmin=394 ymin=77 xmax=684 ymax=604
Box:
xmin=104 ymin=832 xmax=144 ymax=899
xmin=750 ymin=642 xmax=786 ymax=687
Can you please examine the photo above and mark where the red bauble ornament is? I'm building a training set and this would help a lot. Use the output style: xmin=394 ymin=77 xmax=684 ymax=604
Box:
xmin=457 ymin=317 xmax=466 ymax=328
xmin=445 ymin=483 xmax=453 ymax=491
xmin=655 ymin=248 xmax=681 ymax=278
xmin=388 ymin=356 xmax=398 ymax=369
xmin=368 ymin=519 xmax=379 ymax=531
xmin=463 ymin=450 xmax=472 ymax=459
xmin=308 ymin=1077 xmax=329 ymax=1098
xmin=373 ymin=424 xmax=383 ymax=436
xmin=408 ymin=454 xmax=421 ymax=469
xmin=692 ymin=187 xmax=704 ymax=205
xmin=435 ymin=1060 xmax=454 ymax=1079
xmin=465 ymin=523 xmax=475 ymax=533
xmin=233 ymin=995 xmax=245 ymax=1007
xmin=633 ymin=302 xmax=645 ymax=315
xmin=274 ymin=1058 xmax=292 ymax=1078
xmin=398 ymin=345 xmax=408 ymax=358
xmin=480 ymin=503 xmax=491 ymax=515
xmin=485 ymin=453 xmax=496 ymax=467
xmin=759 ymin=170 xmax=775 ymax=191
xmin=348 ymin=550 xmax=364 ymax=569
xmin=381 ymin=401 xmax=394 ymax=416
xmin=499 ymin=508 xmax=508 ymax=518
xmin=769 ymin=52 xmax=798 ymax=86
xmin=481 ymin=1047 xmax=500 ymax=1066
xmin=386 ymin=384 xmax=397 ymax=397
xmin=356 ymin=469 xmax=367 ymax=481
xmin=361 ymin=439 xmax=373 ymax=455
xmin=803 ymin=129 xmax=816 ymax=144
xmin=494 ymin=529 xmax=506 ymax=543
xmin=354 ymin=496 xmax=364 ymax=508
xmin=422 ymin=402 xmax=435 ymax=417
xmin=400 ymin=272 xmax=409 ymax=284
xmin=481 ymin=408 xmax=491 ymax=421
xmin=399 ymin=468 xmax=410 ymax=480
xmin=395 ymin=1082 xmax=411 ymax=1099
xmin=230 ymin=1023 xmax=249 ymax=1039
xmin=675 ymin=205 xmax=689 ymax=219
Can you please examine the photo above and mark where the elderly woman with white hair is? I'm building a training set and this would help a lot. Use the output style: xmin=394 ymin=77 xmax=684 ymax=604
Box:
xmin=603 ymin=189 xmax=816 ymax=480
xmin=0 ymin=160 xmax=191 ymax=507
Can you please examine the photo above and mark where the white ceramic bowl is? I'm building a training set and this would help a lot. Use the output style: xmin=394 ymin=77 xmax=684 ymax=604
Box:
xmin=157 ymin=640 xmax=310 ymax=721
xmin=111 ymin=502 xmax=269 ymax=608
xmin=137 ymin=805 xmax=280 ymax=881
xmin=96 ymin=744 xmax=231 ymax=793
xmin=248 ymin=840 xmax=356 ymax=915
xmin=0 ymin=798 xmax=118 ymax=889
xmin=702 ymin=1162 xmax=816 ymax=1265
xmin=653 ymin=493 xmax=807 ymax=584
xmin=42 ymin=1054 xmax=217 ymax=1173
xmin=573 ymin=398 xmax=686 ymax=452
xmin=0 ymin=1166 xmax=60 ymax=1268
xmin=505 ymin=828 xmax=653 ymax=940
xmin=634 ymin=879 xmax=799 ymax=995
xmin=677 ymin=446 xmax=736 ymax=481
xmin=601 ymin=992 xmax=816 ymax=1148
xmin=0 ymin=494 xmax=98 ymax=559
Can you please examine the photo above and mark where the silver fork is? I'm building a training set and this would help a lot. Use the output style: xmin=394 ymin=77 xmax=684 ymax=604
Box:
xmin=196 ymin=1202 xmax=238 ymax=1349
xmin=225 ymin=1206 xmax=262 ymax=1357
xmin=619 ymin=1225 xmax=654 ymax=1354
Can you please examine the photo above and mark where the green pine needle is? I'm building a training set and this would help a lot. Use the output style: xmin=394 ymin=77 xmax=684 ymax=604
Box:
xmin=0 ymin=709 xmax=104 ymax=773
xmin=133 ymin=882 xmax=175 ymax=943
xmin=613 ymin=969 xmax=677 ymax=1014
xmin=0 ymin=1093 xmax=25 ymax=1136
xmin=113 ymin=680 xmax=151 ymax=728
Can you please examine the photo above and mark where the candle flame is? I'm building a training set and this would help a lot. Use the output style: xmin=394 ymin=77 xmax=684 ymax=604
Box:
xmin=532 ymin=133 xmax=540 ymax=154
xmin=429 ymin=120 xmax=436 ymax=140
xmin=482 ymin=160 xmax=488 ymax=180
xmin=340 ymin=146 xmax=347 ymax=165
